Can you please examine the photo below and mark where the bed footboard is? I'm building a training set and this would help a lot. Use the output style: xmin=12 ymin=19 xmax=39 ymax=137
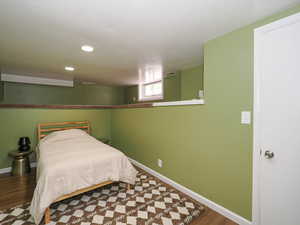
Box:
xmin=44 ymin=181 xmax=131 ymax=224
xmin=44 ymin=207 xmax=50 ymax=224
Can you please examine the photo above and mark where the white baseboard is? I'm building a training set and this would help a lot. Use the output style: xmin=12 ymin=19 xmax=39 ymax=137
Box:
xmin=0 ymin=162 xmax=37 ymax=174
xmin=0 ymin=167 xmax=11 ymax=174
xmin=129 ymin=157 xmax=252 ymax=225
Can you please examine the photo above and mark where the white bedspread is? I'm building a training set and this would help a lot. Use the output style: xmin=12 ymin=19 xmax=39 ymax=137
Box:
xmin=30 ymin=129 xmax=137 ymax=224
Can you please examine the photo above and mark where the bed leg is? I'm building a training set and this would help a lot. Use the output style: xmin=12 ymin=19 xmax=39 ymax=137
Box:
xmin=127 ymin=183 xmax=131 ymax=190
xmin=45 ymin=207 xmax=51 ymax=224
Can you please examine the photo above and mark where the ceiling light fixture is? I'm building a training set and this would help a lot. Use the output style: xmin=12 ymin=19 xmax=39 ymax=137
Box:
xmin=81 ymin=45 xmax=94 ymax=52
xmin=65 ymin=66 xmax=75 ymax=71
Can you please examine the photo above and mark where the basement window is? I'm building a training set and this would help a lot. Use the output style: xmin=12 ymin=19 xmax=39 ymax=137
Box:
xmin=138 ymin=66 xmax=163 ymax=101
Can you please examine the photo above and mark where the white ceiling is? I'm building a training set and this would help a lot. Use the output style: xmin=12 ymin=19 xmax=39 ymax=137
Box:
xmin=0 ymin=0 xmax=299 ymax=86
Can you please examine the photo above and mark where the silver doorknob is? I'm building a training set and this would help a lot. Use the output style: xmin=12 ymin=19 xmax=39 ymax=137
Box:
xmin=264 ymin=150 xmax=274 ymax=159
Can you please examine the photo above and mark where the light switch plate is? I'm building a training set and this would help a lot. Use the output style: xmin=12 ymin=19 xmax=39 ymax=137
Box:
xmin=241 ymin=111 xmax=251 ymax=124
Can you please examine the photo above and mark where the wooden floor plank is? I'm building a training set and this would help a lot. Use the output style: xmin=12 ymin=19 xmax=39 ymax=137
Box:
xmin=0 ymin=170 xmax=237 ymax=225
xmin=0 ymin=172 xmax=36 ymax=210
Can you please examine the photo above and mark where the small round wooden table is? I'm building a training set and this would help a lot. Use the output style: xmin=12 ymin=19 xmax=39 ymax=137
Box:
xmin=8 ymin=150 xmax=33 ymax=176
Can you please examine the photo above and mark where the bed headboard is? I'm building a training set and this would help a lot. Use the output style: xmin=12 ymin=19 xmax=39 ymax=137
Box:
xmin=37 ymin=121 xmax=90 ymax=140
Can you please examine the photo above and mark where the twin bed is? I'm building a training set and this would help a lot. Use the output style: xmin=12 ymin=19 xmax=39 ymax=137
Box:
xmin=30 ymin=121 xmax=138 ymax=224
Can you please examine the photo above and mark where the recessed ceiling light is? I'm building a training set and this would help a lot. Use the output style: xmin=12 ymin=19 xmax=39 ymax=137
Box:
xmin=81 ymin=45 xmax=94 ymax=52
xmin=65 ymin=66 xmax=75 ymax=71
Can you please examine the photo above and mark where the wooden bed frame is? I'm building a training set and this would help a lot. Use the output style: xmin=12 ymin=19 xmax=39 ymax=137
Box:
xmin=37 ymin=121 xmax=131 ymax=224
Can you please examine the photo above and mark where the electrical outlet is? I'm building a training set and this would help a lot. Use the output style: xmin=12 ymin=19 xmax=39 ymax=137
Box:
xmin=158 ymin=159 xmax=163 ymax=168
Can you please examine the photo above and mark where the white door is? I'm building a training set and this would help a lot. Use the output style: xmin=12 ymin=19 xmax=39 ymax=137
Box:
xmin=254 ymin=13 xmax=300 ymax=225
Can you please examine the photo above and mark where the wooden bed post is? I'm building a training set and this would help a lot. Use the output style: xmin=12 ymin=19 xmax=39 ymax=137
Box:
xmin=37 ymin=124 xmax=41 ymax=141
xmin=44 ymin=207 xmax=50 ymax=224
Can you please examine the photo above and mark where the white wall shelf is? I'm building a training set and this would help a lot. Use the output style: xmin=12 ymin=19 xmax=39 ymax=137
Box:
xmin=152 ymin=99 xmax=205 ymax=107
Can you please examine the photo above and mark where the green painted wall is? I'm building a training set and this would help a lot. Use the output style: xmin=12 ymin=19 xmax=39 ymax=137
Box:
xmin=181 ymin=65 xmax=203 ymax=100
xmin=0 ymin=108 xmax=111 ymax=169
xmin=0 ymin=81 xmax=3 ymax=101
xmin=124 ymin=86 xmax=139 ymax=104
xmin=111 ymin=5 xmax=300 ymax=221
xmin=0 ymin=82 xmax=124 ymax=105
xmin=111 ymin=105 xmax=252 ymax=219
xmin=163 ymin=73 xmax=181 ymax=102
xmin=124 ymin=73 xmax=181 ymax=104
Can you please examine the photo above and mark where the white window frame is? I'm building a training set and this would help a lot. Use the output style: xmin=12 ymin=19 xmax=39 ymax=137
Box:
xmin=138 ymin=68 xmax=164 ymax=101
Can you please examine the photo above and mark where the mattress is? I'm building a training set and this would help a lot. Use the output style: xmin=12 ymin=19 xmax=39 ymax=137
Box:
xmin=30 ymin=129 xmax=138 ymax=224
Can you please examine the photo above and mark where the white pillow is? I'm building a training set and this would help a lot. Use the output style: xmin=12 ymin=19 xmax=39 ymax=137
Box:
xmin=41 ymin=129 xmax=88 ymax=143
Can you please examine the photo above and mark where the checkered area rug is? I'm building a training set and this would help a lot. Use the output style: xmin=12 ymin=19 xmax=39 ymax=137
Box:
xmin=0 ymin=171 xmax=204 ymax=225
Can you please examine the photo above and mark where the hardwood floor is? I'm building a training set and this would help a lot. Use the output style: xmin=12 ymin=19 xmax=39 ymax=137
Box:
xmin=0 ymin=171 xmax=237 ymax=225
xmin=0 ymin=172 xmax=36 ymax=210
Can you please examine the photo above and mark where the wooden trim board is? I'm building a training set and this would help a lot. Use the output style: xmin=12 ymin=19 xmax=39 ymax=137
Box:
xmin=0 ymin=101 xmax=204 ymax=109
xmin=0 ymin=103 xmax=153 ymax=109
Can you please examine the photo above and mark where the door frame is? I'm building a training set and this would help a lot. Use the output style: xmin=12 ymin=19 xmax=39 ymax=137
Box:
xmin=252 ymin=12 xmax=300 ymax=225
